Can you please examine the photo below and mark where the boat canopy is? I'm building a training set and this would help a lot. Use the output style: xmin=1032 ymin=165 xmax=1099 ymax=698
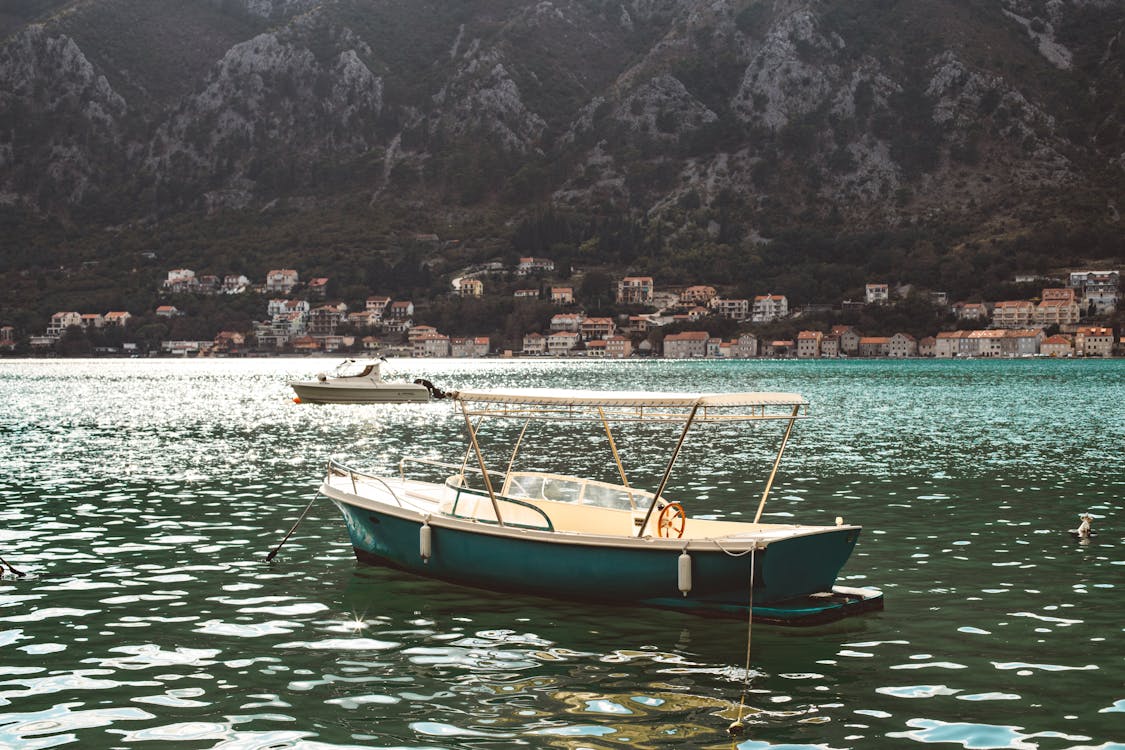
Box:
xmin=333 ymin=359 xmax=383 ymax=377
xmin=448 ymin=388 xmax=808 ymax=423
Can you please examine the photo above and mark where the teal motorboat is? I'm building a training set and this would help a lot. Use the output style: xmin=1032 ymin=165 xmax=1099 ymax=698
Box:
xmin=320 ymin=388 xmax=882 ymax=624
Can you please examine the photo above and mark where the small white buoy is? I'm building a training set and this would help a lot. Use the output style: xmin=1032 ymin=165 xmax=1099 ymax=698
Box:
xmin=677 ymin=550 xmax=692 ymax=596
xmin=419 ymin=522 xmax=432 ymax=563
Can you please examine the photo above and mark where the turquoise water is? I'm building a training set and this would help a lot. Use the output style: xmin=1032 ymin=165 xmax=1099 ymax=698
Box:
xmin=0 ymin=357 xmax=1122 ymax=749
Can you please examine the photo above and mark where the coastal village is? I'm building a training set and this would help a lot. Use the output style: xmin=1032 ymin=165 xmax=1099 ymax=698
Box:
xmin=3 ymin=259 xmax=1120 ymax=359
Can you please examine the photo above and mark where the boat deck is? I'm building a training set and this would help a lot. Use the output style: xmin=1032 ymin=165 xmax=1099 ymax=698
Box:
xmin=325 ymin=471 xmax=845 ymax=543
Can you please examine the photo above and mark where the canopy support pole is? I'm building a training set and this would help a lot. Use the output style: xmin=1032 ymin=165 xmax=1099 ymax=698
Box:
xmin=457 ymin=416 xmax=482 ymax=485
xmin=501 ymin=417 xmax=532 ymax=495
xmin=637 ymin=403 xmax=700 ymax=538
xmin=461 ymin=405 xmax=504 ymax=526
xmin=753 ymin=405 xmax=801 ymax=523
xmin=599 ymin=406 xmax=637 ymax=511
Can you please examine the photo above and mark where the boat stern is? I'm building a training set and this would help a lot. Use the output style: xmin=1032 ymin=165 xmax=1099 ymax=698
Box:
xmin=755 ymin=525 xmax=863 ymax=602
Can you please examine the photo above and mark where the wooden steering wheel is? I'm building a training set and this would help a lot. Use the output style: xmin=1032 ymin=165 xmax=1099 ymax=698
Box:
xmin=657 ymin=502 xmax=686 ymax=538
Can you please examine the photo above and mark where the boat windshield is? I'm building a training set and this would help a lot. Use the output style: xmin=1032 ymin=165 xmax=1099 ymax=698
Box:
xmin=503 ymin=471 xmax=652 ymax=511
xmin=334 ymin=360 xmax=380 ymax=378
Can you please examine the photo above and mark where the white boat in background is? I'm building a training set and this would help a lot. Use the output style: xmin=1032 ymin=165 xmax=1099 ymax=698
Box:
xmin=289 ymin=359 xmax=431 ymax=404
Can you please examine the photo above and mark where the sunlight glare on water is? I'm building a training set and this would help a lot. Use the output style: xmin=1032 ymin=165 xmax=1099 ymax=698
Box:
xmin=0 ymin=357 xmax=1122 ymax=749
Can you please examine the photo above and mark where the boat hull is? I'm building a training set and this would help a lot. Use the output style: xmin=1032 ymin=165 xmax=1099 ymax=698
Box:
xmin=330 ymin=495 xmax=880 ymax=622
xmin=290 ymin=381 xmax=430 ymax=404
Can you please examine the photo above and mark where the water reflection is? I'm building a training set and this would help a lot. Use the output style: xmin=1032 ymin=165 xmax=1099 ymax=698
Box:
xmin=0 ymin=358 xmax=1123 ymax=748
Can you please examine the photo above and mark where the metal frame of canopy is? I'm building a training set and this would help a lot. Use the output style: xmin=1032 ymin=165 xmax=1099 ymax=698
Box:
xmin=449 ymin=388 xmax=808 ymax=422
xmin=445 ymin=389 xmax=810 ymax=537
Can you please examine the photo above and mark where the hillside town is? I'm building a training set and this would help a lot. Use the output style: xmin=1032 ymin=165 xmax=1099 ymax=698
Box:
xmin=3 ymin=261 xmax=1121 ymax=359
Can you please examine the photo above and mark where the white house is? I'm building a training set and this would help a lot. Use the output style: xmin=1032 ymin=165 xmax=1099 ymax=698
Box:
xmin=366 ymin=296 xmax=391 ymax=319
xmin=457 ymin=278 xmax=484 ymax=297
xmin=265 ymin=269 xmax=299 ymax=294
xmin=968 ymin=330 xmax=1004 ymax=357
xmin=163 ymin=269 xmax=197 ymax=293
xmin=752 ymin=294 xmax=788 ymax=323
xmin=387 ymin=300 xmax=414 ymax=320
xmin=662 ymin=331 xmax=709 ymax=358
xmin=617 ymin=276 xmax=654 ymax=305
xmin=1002 ymin=329 xmax=1044 ymax=356
xmin=517 ymin=257 xmax=555 ymax=275
xmin=888 ymin=333 xmax=917 ymax=358
xmin=1040 ymin=334 xmax=1073 ymax=357
xmin=991 ymin=300 xmax=1034 ymax=329
xmin=680 ymin=285 xmax=717 ymax=305
xmin=1076 ymin=326 xmax=1114 ymax=357
xmin=1070 ymin=271 xmax=1119 ymax=315
xmin=222 ymin=274 xmax=250 ymax=294
xmin=934 ymin=331 xmax=965 ymax=358
xmin=605 ymin=336 xmax=633 ymax=359
xmin=830 ymin=325 xmax=861 ymax=355
xmin=522 ymin=332 xmax=547 ymax=354
xmin=414 ymin=333 xmax=451 ymax=358
xmin=580 ymin=317 xmax=615 ymax=340
xmin=547 ymin=331 xmax=580 ymax=355
xmin=550 ymin=287 xmax=574 ymax=305
xmin=449 ymin=336 xmax=489 ymax=357
xmin=268 ymin=299 xmax=310 ymax=317
xmin=550 ymin=313 xmax=584 ymax=333
xmin=865 ymin=283 xmax=889 ymax=305
xmin=953 ymin=302 xmax=989 ymax=321
xmin=710 ymin=298 xmax=750 ymax=320
xmin=47 ymin=311 xmax=82 ymax=338
xmin=308 ymin=305 xmax=346 ymax=337
xmin=731 ymin=333 xmax=758 ymax=358
xmin=796 ymin=330 xmax=822 ymax=358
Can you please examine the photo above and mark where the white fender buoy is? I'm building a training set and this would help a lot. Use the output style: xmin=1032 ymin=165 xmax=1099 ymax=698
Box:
xmin=419 ymin=521 xmax=432 ymax=563
xmin=678 ymin=550 xmax=692 ymax=596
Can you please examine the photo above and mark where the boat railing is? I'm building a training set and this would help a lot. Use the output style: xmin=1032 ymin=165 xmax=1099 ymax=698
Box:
xmin=327 ymin=460 xmax=430 ymax=512
xmin=441 ymin=479 xmax=556 ymax=532
xmin=388 ymin=458 xmax=553 ymax=529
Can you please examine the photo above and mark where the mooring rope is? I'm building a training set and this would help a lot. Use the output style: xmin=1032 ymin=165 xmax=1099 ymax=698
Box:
xmin=728 ymin=545 xmax=756 ymax=736
xmin=0 ymin=553 xmax=26 ymax=578
xmin=266 ymin=490 xmax=322 ymax=562
xmin=712 ymin=537 xmax=756 ymax=557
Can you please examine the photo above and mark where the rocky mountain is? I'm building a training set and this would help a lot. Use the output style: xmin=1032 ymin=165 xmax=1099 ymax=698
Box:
xmin=1 ymin=0 xmax=1122 ymax=289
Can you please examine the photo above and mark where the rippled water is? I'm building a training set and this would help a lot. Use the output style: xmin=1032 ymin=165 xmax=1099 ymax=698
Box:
xmin=1 ymin=357 xmax=1122 ymax=749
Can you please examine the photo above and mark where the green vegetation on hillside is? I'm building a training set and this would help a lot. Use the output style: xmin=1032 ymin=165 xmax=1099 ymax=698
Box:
xmin=1 ymin=0 xmax=1122 ymax=346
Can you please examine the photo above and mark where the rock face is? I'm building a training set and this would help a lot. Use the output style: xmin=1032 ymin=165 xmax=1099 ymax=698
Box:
xmin=146 ymin=20 xmax=385 ymax=208
xmin=731 ymin=8 xmax=843 ymax=132
xmin=1 ymin=0 xmax=1123 ymax=239
xmin=233 ymin=0 xmax=320 ymax=19
xmin=432 ymin=47 xmax=546 ymax=152
xmin=0 ymin=25 xmax=128 ymax=208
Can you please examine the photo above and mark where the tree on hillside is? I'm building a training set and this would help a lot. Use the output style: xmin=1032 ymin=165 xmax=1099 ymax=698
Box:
xmin=56 ymin=327 xmax=91 ymax=356
xmin=578 ymin=270 xmax=613 ymax=309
